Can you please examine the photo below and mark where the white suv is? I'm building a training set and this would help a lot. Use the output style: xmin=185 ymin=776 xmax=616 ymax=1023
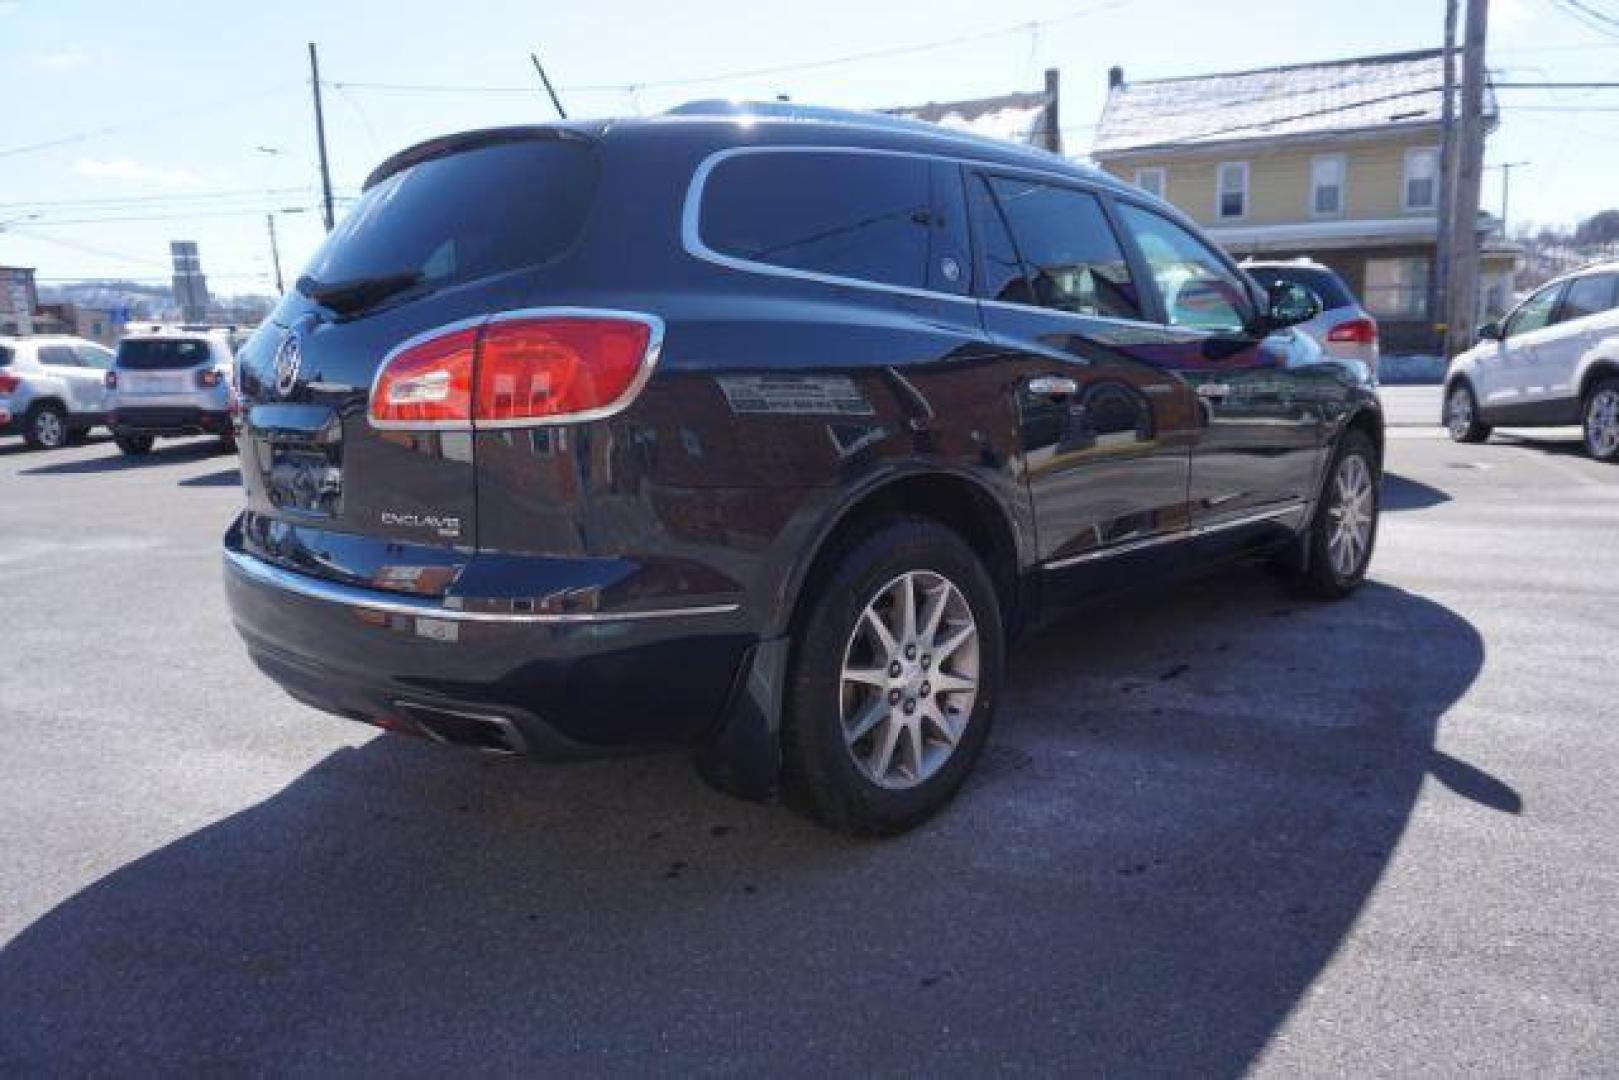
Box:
xmin=1444 ymin=262 xmax=1619 ymax=461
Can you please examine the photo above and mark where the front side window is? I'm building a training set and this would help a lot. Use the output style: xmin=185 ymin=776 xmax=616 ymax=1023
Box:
xmin=1116 ymin=203 xmax=1251 ymax=333
xmin=1558 ymin=274 xmax=1619 ymax=324
xmin=1363 ymin=257 xmax=1431 ymax=320
xmin=978 ymin=176 xmax=1140 ymax=320
xmin=1404 ymin=148 xmax=1439 ymax=211
xmin=1134 ymin=167 xmax=1166 ymax=199
xmin=1506 ymin=282 xmax=1565 ymax=338
xmin=1217 ymin=162 xmax=1248 ymax=219
xmin=75 ymin=344 xmax=114 ymax=370
xmin=701 ymin=151 xmax=932 ymax=290
xmin=1311 ymin=155 xmax=1345 ymax=216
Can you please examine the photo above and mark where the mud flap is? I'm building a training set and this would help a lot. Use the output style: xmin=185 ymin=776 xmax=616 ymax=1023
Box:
xmin=692 ymin=636 xmax=790 ymax=801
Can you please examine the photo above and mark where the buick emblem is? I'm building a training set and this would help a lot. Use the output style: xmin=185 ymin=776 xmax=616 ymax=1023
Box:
xmin=272 ymin=332 xmax=302 ymax=398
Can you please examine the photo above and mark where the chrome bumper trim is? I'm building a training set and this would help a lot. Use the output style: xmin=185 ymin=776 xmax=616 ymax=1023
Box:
xmin=224 ymin=549 xmax=740 ymax=624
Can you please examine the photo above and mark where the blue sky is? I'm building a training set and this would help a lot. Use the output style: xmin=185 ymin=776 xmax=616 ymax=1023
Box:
xmin=2 ymin=0 xmax=1616 ymax=292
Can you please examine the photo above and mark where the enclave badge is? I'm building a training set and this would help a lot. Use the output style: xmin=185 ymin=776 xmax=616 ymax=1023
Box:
xmin=272 ymin=331 xmax=302 ymax=398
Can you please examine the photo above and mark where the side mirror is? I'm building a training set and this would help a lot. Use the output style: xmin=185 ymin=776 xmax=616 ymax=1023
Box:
xmin=1264 ymin=281 xmax=1323 ymax=330
xmin=1477 ymin=320 xmax=1502 ymax=341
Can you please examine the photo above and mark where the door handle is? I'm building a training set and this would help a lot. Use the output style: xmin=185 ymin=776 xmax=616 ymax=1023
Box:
xmin=1026 ymin=375 xmax=1079 ymax=399
xmin=1197 ymin=382 xmax=1233 ymax=400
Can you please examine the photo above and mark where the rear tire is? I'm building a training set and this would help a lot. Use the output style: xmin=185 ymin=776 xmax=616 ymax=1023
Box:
xmin=781 ymin=517 xmax=1004 ymax=836
xmin=1287 ymin=430 xmax=1379 ymax=600
xmin=114 ymin=434 xmax=154 ymax=456
xmin=1444 ymin=382 xmax=1491 ymax=443
xmin=1582 ymin=377 xmax=1619 ymax=463
xmin=22 ymin=403 xmax=68 ymax=450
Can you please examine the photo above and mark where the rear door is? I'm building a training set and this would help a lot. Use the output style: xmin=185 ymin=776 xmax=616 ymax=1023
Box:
xmin=232 ymin=133 xmax=601 ymax=591
xmin=35 ymin=344 xmax=100 ymax=415
xmin=115 ymin=338 xmax=211 ymax=403
xmin=1110 ymin=200 xmax=1325 ymax=530
xmin=1538 ymin=273 xmax=1619 ymax=406
xmin=968 ymin=170 xmax=1198 ymax=568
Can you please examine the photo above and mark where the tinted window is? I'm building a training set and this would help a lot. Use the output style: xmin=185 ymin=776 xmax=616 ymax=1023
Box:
xmin=1559 ymin=274 xmax=1618 ymax=323
xmin=970 ymin=176 xmax=1034 ymax=305
xmin=1117 ymin=203 xmax=1251 ymax=333
xmin=702 ymin=151 xmax=931 ymax=290
xmin=301 ymin=138 xmax=599 ymax=293
xmin=116 ymin=338 xmax=213 ymax=370
xmin=0 ymin=345 xmax=11 ymax=367
xmin=1249 ymin=266 xmax=1354 ymax=311
xmin=38 ymin=345 xmax=82 ymax=368
xmin=1506 ymin=283 xmax=1564 ymax=338
xmin=982 ymin=177 xmax=1140 ymax=320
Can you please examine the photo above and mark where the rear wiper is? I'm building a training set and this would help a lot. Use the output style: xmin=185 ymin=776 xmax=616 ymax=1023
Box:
xmin=296 ymin=271 xmax=426 ymax=316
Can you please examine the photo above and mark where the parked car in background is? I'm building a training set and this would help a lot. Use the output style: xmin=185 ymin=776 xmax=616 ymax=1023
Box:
xmin=0 ymin=335 xmax=115 ymax=449
xmin=1242 ymin=259 xmax=1380 ymax=381
xmin=105 ymin=324 xmax=240 ymax=455
xmin=224 ymin=105 xmax=1383 ymax=835
xmin=1444 ymin=260 xmax=1619 ymax=462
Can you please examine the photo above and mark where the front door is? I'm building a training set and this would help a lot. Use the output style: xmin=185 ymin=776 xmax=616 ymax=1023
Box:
xmin=1484 ymin=279 xmax=1564 ymax=415
xmin=967 ymin=170 xmax=1199 ymax=570
xmin=1108 ymin=200 xmax=1326 ymax=531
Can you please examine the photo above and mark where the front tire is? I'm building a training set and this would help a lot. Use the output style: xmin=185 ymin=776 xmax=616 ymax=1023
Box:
xmin=114 ymin=434 xmax=154 ymax=456
xmin=782 ymin=517 xmax=1004 ymax=836
xmin=1445 ymin=382 xmax=1492 ymax=443
xmin=1583 ymin=377 xmax=1619 ymax=463
xmin=23 ymin=404 xmax=68 ymax=450
xmin=1289 ymin=430 xmax=1379 ymax=600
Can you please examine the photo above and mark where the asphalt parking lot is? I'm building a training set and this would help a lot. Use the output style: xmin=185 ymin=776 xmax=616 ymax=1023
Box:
xmin=1 ymin=385 xmax=1615 ymax=1074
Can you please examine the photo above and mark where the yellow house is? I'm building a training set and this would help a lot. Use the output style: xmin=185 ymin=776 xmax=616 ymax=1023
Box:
xmin=1092 ymin=50 xmax=1519 ymax=354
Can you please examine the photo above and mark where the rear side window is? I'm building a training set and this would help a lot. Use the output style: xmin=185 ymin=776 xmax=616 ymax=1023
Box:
xmin=301 ymin=138 xmax=599 ymax=291
xmin=700 ymin=151 xmax=932 ymax=290
xmin=1559 ymin=274 xmax=1619 ymax=323
xmin=38 ymin=345 xmax=82 ymax=367
xmin=1249 ymin=266 xmax=1354 ymax=311
xmin=117 ymin=338 xmax=213 ymax=370
xmin=977 ymin=176 xmax=1140 ymax=320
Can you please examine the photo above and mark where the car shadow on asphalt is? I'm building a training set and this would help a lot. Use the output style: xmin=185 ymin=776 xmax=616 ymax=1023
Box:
xmin=1382 ymin=471 xmax=1451 ymax=511
xmin=1492 ymin=433 xmax=1590 ymax=459
xmin=18 ymin=439 xmax=231 ymax=475
xmin=177 ymin=467 xmax=241 ymax=487
xmin=0 ymin=569 xmax=1502 ymax=1073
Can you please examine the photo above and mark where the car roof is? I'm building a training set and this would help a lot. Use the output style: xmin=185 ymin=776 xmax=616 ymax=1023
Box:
xmin=365 ymin=104 xmax=1131 ymax=199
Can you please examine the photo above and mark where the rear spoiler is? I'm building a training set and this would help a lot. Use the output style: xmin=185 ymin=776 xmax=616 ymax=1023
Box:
xmin=363 ymin=124 xmax=604 ymax=191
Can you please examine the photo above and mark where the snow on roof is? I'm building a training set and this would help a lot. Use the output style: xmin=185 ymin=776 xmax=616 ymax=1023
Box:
xmin=890 ymin=89 xmax=1056 ymax=149
xmin=1094 ymin=49 xmax=1495 ymax=156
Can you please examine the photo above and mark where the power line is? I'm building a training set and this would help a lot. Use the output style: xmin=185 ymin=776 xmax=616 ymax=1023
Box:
xmin=0 ymin=186 xmax=321 ymax=211
xmin=0 ymin=83 xmax=300 ymax=159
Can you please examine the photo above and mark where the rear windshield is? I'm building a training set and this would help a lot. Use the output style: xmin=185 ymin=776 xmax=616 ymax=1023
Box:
xmin=299 ymin=138 xmax=599 ymax=295
xmin=1248 ymin=265 xmax=1355 ymax=310
xmin=116 ymin=338 xmax=214 ymax=370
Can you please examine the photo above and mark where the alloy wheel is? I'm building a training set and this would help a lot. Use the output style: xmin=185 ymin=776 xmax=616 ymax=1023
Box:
xmin=1586 ymin=388 xmax=1619 ymax=459
xmin=1446 ymin=388 xmax=1474 ymax=441
xmin=839 ymin=570 xmax=979 ymax=790
xmin=1326 ymin=453 xmax=1375 ymax=579
xmin=33 ymin=409 xmax=65 ymax=449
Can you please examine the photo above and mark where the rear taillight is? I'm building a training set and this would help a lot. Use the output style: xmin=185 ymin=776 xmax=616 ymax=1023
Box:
xmin=103 ymin=371 xmax=117 ymax=390
xmin=197 ymin=368 xmax=223 ymax=389
xmin=1327 ymin=317 xmax=1379 ymax=345
xmin=368 ymin=311 xmax=660 ymax=430
xmin=0 ymin=373 xmax=20 ymax=394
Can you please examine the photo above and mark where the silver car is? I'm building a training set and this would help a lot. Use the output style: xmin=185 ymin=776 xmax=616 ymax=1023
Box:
xmin=1243 ymin=259 xmax=1380 ymax=381
xmin=106 ymin=326 xmax=240 ymax=455
xmin=0 ymin=335 xmax=116 ymax=449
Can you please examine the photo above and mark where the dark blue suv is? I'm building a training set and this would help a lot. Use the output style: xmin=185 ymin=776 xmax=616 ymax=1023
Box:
xmin=225 ymin=102 xmax=1382 ymax=834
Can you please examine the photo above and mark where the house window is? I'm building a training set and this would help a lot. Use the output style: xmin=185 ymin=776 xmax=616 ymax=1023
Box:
xmin=1363 ymin=256 xmax=1431 ymax=319
xmin=1134 ymin=167 xmax=1166 ymax=199
xmin=1310 ymin=154 xmax=1346 ymax=216
xmin=1217 ymin=162 xmax=1248 ymax=219
xmin=1404 ymin=147 xmax=1439 ymax=211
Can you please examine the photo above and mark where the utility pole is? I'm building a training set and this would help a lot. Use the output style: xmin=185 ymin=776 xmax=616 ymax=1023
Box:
xmin=1433 ymin=0 xmax=1458 ymax=349
xmin=530 ymin=51 xmax=568 ymax=119
xmin=265 ymin=213 xmax=284 ymax=294
xmin=1443 ymin=0 xmax=1489 ymax=359
xmin=308 ymin=42 xmax=335 ymax=233
xmin=1493 ymin=161 xmax=1529 ymax=236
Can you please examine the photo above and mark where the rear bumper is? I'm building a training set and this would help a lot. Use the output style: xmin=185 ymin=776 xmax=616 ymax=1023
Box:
xmin=111 ymin=405 xmax=232 ymax=437
xmin=223 ymin=527 xmax=755 ymax=756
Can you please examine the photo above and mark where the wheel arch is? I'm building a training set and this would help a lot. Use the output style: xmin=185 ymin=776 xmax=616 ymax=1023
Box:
xmin=1577 ymin=357 xmax=1619 ymax=403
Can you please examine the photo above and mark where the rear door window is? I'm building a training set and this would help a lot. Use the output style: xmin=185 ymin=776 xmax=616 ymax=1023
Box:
xmin=38 ymin=345 xmax=82 ymax=368
xmin=1558 ymin=274 xmax=1619 ymax=324
xmin=117 ymin=338 xmax=213 ymax=370
xmin=1116 ymin=203 xmax=1252 ymax=334
xmin=700 ymin=151 xmax=932 ymax=290
xmin=300 ymin=137 xmax=600 ymax=296
xmin=975 ymin=175 xmax=1140 ymax=320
